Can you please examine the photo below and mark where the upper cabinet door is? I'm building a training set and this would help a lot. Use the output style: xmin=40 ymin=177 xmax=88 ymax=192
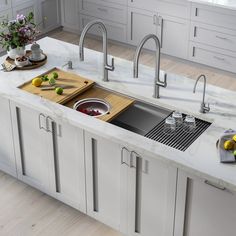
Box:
xmin=0 ymin=0 xmax=11 ymax=11
xmin=38 ymin=0 xmax=60 ymax=33
xmin=10 ymin=102 xmax=52 ymax=193
xmin=127 ymin=152 xmax=177 ymax=236
xmin=0 ymin=97 xmax=16 ymax=177
xmin=128 ymin=8 xmax=157 ymax=50
xmin=60 ymin=0 xmax=79 ymax=31
xmin=84 ymin=132 xmax=128 ymax=233
xmin=174 ymin=170 xmax=236 ymax=236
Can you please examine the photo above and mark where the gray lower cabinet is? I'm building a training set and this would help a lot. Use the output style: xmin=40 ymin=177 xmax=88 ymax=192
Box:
xmin=84 ymin=131 xmax=177 ymax=236
xmin=10 ymin=102 xmax=86 ymax=212
xmin=0 ymin=97 xmax=16 ymax=177
xmin=174 ymin=170 xmax=236 ymax=236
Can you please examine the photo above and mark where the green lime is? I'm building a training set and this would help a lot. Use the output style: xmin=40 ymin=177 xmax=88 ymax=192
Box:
xmin=234 ymin=150 xmax=236 ymax=157
xmin=41 ymin=75 xmax=49 ymax=81
xmin=49 ymin=77 xmax=56 ymax=86
xmin=52 ymin=72 xmax=59 ymax=79
xmin=55 ymin=87 xmax=63 ymax=95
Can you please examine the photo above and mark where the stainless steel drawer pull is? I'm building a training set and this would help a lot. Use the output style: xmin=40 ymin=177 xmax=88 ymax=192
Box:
xmin=204 ymin=180 xmax=226 ymax=191
xmin=216 ymin=35 xmax=228 ymax=40
xmin=214 ymin=56 xmax=225 ymax=61
xmin=97 ymin=7 xmax=108 ymax=12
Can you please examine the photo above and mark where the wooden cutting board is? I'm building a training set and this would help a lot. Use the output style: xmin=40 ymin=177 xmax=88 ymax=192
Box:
xmin=19 ymin=67 xmax=94 ymax=104
xmin=64 ymin=86 xmax=135 ymax=122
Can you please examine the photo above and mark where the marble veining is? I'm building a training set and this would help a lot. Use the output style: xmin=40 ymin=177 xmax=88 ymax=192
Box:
xmin=1 ymin=37 xmax=236 ymax=191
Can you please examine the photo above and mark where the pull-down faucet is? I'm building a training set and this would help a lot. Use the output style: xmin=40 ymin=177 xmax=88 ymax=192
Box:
xmin=133 ymin=34 xmax=167 ymax=98
xmin=79 ymin=20 xmax=115 ymax=82
xmin=193 ymin=74 xmax=210 ymax=113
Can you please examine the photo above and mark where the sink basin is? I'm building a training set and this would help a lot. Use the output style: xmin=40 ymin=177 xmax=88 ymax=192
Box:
xmin=111 ymin=101 xmax=173 ymax=136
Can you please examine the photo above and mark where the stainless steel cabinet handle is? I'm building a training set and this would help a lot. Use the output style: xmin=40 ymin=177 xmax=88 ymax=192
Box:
xmin=195 ymin=8 xmax=198 ymax=17
xmin=51 ymin=121 xmax=61 ymax=193
xmin=213 ymin=55 xmax=225 ymax=61
xmin=131 ymin=12 xmax=133 ymax=41
xmin=121 ymin=147 xmax=130 ymax=166
xmin=46 ymin=116 xmax=54 ymax=132
xmin=39 ymin=113 xmax=47 ymax=131
xmin=216 ymin=35 xmax=228 ymax=40
xmin=97 ymin=7 xmax=108 ymax=12
xmin=204 ymin=180 xmax=226 ymax=191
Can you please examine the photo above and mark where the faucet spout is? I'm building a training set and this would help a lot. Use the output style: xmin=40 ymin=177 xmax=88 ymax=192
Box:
xmin=133 ymin=34 xmax=167 ymax=99
xmin=193 ymin=74 xmax=210 ymax=113
xmin=79 ymin=20 xmax=115 ymax=82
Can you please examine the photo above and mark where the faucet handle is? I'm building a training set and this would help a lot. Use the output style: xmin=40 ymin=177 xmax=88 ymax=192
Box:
xmin=106 ymin=57 xmax=115 ymax=71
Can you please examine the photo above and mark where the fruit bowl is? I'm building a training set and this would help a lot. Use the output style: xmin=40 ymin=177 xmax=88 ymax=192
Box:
xmin=73 ymin=98 xmax=111 ymax=117
xmin=218 ymin=130 xmax=236 ymax=163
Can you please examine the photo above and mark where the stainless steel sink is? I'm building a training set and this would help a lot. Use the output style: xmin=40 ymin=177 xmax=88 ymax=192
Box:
xmin=111 ymin=101 xmax=172 ymax=135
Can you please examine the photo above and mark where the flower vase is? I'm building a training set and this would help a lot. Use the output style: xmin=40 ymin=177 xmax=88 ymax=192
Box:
xmin=7 ymin=47 xmax=26 ymax=60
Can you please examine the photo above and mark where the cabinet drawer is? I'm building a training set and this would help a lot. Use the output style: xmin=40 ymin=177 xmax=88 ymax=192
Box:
xmin=191 ymin=3 xmax=236 ymax=30
xmin=82 ymin=0 xmax=127 ymax=6
xmin=80 ymin=14 xmax=127 ymax=43
xmin=80 ymin=0 xmax=127 ymax=24
xmin=129 ymin=0 xmax=189 ymax=19
xmin=189 ymin=42 xmax=236 ymax=73
xmin=190 ymin=22 xmax=236 ymax=53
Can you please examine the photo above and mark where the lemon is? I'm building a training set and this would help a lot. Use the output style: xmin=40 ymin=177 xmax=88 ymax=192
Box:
xmin=55 ymin=87 xmax=63 ymax=95
xmin=32 ymin=77 xmax=42 ymax=87
xmin=232 ymin=135 xmax=236 ymax=142
xmin=49 ymin=77 xmax=56 ymax=86
xmin=224 ymin=140 xmax=235 ymax=151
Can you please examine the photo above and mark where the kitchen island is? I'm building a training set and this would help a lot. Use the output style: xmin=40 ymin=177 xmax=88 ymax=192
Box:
xmin=0 ymin=37 xmax=236 ymax=236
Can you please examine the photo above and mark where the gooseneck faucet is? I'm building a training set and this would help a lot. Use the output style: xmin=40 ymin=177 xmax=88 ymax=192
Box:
xmin=193 ymin=74 xmax=210 ymax=113
xmin=133 ymin=34 xmax=167 ymax=98
xmin=79 ymin=20 xmax=115 ymax=82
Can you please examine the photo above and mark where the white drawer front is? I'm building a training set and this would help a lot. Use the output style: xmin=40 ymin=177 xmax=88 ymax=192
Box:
xmin=80 ymin=0 xmax=127 ymax=24
xmin=82 ymin=0 xmax=127 ymax=6
xmin=190 ymin=22 xmax=236 ymax=53
xmin=191 ymin=4 xmax=236 ymax=30
xmin=80 ymin=14 xmax=127 ymax=43
xmin=129 ymin=0 xmax=189 ymax=19
xmin=189 ymin=43 xmax=236 ymax=73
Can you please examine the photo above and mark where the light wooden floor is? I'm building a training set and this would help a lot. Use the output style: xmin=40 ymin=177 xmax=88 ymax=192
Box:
xmin=48 ymin=29 xmax=236 ymax=91
xmin=1 ymin=29 xmax=236 ymax=236
xmin=0 ymin=171 xmax=123 ymax=236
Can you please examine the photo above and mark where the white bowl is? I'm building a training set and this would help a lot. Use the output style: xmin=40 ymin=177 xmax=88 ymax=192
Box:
xmin=15 ymin=56 xmax=29 ymax=67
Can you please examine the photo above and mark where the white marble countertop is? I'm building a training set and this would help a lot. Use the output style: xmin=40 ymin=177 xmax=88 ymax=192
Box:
xmin=189 ymin=0 xmax=236 ymax=10
xmin=1 ymin=37 xmax=236 ymax=191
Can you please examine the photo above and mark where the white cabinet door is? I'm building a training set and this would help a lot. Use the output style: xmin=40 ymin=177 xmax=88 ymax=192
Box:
xmin=10 ymin=102 xmax=52 ymax=193
xmin=0 ymin=97 xmax=16 ymax=177
xmin=38 ymin=0 xmax=60 ymax=33
xmin=47 ymin=117 xmax=86 ymax=212
xmin=0 ymin=9 xmax=12 ymax=53
xmin=160 ymin=14 xmax=189 ymax=59
xmin=0 ymin=0 xmax=11 ymax=11
xmin=127 ymin=152 xmax=177 ymax=236
xmin=84 ymin=132 xmax=128 ymax=233
xmin=128 ymin=8 xmax=157 ymax=50
xmin=60 ymin=0 xmax=79 ymax=31
xmin=174 ymin=170 xmax=236 ymax=236
xmin=12 ymin=1 xmax=39 ymax=24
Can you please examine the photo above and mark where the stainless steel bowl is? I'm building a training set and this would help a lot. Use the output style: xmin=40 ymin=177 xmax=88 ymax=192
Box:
xmin=73 ymin=98 xmax=111 ymax=117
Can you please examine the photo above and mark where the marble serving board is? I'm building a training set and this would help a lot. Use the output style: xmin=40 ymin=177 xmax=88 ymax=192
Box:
xmin=18 ymin=67 xmax=94 ymax=104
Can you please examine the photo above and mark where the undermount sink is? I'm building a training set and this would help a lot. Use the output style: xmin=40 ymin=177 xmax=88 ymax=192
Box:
xmin=111 ymin=101 xmax=172 ymax=136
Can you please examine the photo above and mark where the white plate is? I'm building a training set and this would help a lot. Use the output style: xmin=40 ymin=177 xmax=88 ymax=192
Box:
xmin=29 ymin=54 xmax=46 ymax=62
xmin=218 ymin=130 xmax=236 ymax=163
